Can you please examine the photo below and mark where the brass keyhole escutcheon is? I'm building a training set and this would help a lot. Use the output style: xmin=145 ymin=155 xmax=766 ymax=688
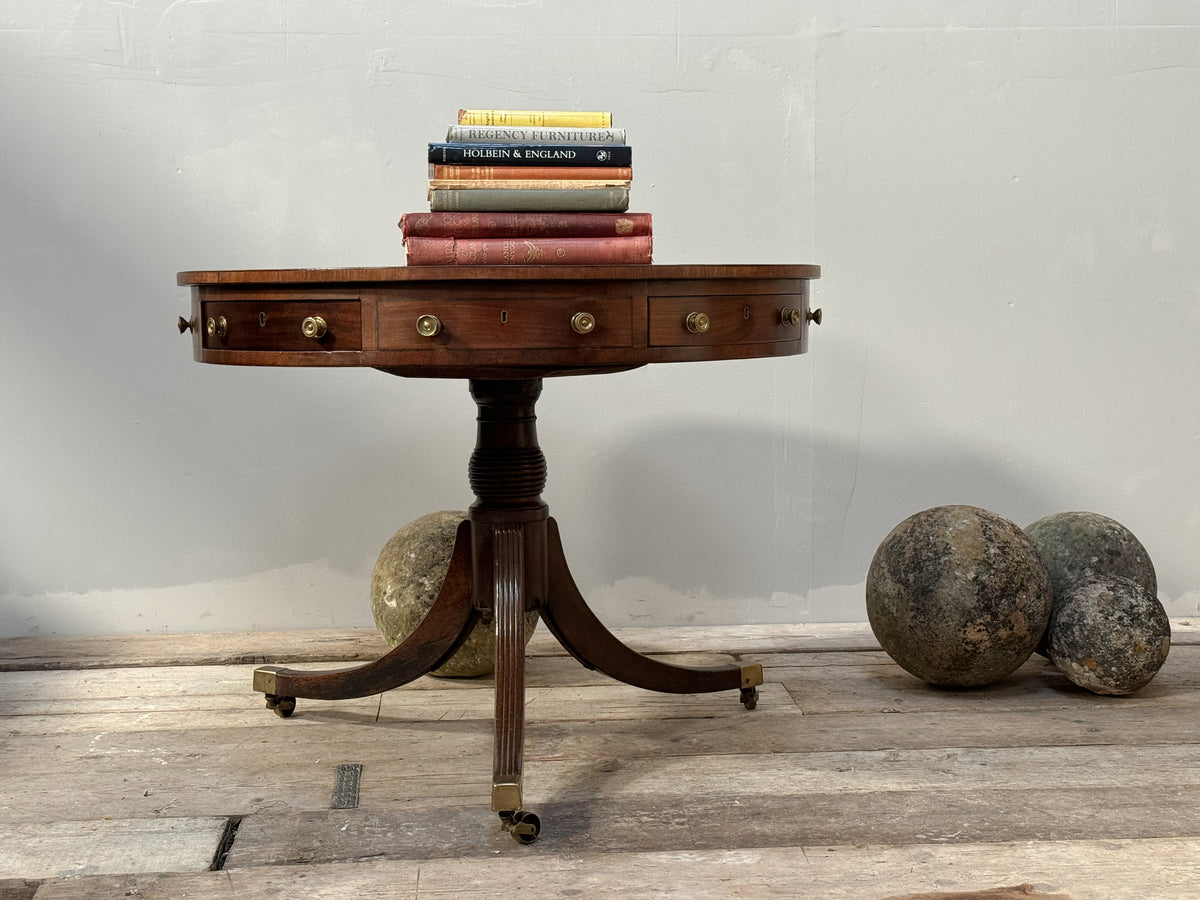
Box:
xmin=206 ymin=316 xmax=227 ymax=338
xmin=571 ymin=311 xmax=596 ymax=335
xmin=301 ymin=316 xmax=328 ymax=339
xmin=416 ymin=314 xmax=442 ymax=337
xmin=685 ymin=311 xmax=710 ymax=334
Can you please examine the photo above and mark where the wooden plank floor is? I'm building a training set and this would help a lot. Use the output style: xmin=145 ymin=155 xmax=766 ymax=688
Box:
xmin=1 ymin=621 xmax=1197 ymax=899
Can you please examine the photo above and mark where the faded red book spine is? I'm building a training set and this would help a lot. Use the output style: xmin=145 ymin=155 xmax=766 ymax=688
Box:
xmin=431 ymin=165 xmax=633 ymax=180
xmin=399 ymin=211 xmax=652 ymax=239
xmin=404 ymin=235 xmax=652 ymax=266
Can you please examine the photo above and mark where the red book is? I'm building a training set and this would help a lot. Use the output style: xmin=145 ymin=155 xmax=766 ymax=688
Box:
xmin=399 ymin=211 xmax=651 ymax=239
xmin=404 ymin=235 xmax=652 ymax=266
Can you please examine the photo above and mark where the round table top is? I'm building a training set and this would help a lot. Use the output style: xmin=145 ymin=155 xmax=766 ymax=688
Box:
xmin=178 ymin=263 xmax=820 ymax=286
xmin=179 ymin=264 xmax=821 ymax=379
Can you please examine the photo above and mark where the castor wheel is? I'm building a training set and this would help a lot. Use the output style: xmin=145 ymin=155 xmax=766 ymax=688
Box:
xmin=740 ymin=687 xmax=759 ymax=710
xmin=265 ymin=694 xmax=296 ymax=718
xmin=499 ymin=809 xmax=541 ymax=844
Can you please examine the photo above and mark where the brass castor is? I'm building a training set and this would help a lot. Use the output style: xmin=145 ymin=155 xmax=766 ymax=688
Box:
xmin=265 ymin=694 xmax=296 ymax=718
xmin=499 ymin=809 xmax=541 ymax=844
xmin=740 ymin=687 xmax=759 ymax=710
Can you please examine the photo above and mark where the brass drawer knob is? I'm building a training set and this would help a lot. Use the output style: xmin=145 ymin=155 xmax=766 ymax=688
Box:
xmin=571 ymin=311 xmax=596 ymax=335
xmin=808 ymin=307 xmax=823 ymax=325
xmin=416 ymin=314 xmax=442 ymax=337
xmin=301 ymin=316 xmax=328 ymax=339
xmin=685 ymin=311 xmax=710 ymax=334
xmin=178 ymin=316 xmax=195 ymax=334
xmin=206 ymin=316 xmax=227 ymax=338
xmin=780 ymin=306 xmax=803 ymax=327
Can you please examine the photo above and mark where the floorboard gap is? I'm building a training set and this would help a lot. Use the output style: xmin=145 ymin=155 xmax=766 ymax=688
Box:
xmin=209 ymin=816 xmax=243 ymax=872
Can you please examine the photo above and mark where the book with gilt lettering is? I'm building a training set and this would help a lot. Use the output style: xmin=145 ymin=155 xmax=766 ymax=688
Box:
xmin=404 ymin=235 xmax=651 ymax=266
xmin=428 ymin=178 xmax=631 ymax=192
xmin=399 ymin=212 xmax=653 ymax=239
xmin=446 ymin=125 xmax=626 ymax=144
xmin=456 ymin=108 xmax=612 ymax=128
xmin=428 ymin=142 xmax=632 ymax=167
xmin=431 ymin=165 xmax=633 ymax=181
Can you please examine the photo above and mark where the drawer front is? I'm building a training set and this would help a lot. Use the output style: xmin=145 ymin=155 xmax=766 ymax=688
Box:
xmin=378 ymin=296 xmax=632 ymax=350
xmin=648 ymin=294 xmax=803 ymax=347
xmin=202 ymin=301 xmax=362 ymax=351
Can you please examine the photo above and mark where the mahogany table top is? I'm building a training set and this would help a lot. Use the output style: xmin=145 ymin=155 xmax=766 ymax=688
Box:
xmin=178 ymin=264 xmax=821 ymax=379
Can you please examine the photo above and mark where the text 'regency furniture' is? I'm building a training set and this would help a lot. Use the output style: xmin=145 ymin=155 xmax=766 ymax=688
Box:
xmin=177 ymin=264 xmax=821 ymax=842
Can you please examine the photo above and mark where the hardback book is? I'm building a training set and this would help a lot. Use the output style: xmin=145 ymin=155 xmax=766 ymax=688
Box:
xmin=428 ymin=142 xmax=632 ymax=167
xmin=446 ymin=125 xmax=626 ymax=144
xmin=399 ymin=211 xmax=653 ymax=239
xmin=404 ymin=235 xmax=651 ymax=266
xmin=431 ymin=165 xmax=633 ymax=181
xmin=457 ymin=109 xmax=612 ymax=128
xmin=428 ymin=186 xmax=630 ymax=212
xmin=427 ymin=178 xmax=631 ymax=191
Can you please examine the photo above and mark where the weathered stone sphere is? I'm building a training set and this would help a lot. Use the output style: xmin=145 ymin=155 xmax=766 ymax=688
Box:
xmin=1046 ymin=575 xmax=1171 ymax=695
xmin=1024 ymin=511 xmax=1157 ymax=655
xmin=371 ymin=511 xmax=538 ymax=678
xmin=866 ymin=505 xmax=1053 ymax=687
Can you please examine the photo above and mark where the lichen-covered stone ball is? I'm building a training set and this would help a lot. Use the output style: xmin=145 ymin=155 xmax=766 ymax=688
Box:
xmin=1024 ymin=511 xmax=1157 ymax=654
xmin=370 ymin=510 xmax=538 ymax=678
xmin=1046 ymin=575 xmax=1171 ymax=695
xmin=866 ymin=505 xmax=1053 ymax=687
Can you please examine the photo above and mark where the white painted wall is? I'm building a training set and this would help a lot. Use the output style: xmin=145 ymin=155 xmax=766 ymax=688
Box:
xmin=2 ymin=2 xmax=1197 ymax=637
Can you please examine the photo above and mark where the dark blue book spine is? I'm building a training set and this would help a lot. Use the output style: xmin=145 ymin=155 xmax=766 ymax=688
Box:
xmin=428 ymin=142 xmax=632 ymax=167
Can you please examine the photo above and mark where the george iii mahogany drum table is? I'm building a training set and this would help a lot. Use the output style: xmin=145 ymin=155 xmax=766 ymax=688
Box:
xmin=177 ymin=263 xmax=821 ymax=843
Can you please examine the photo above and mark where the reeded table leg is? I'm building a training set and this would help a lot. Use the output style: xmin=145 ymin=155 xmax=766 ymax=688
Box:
xmin=489 ymin=522 xmax=542 ymax=843
xmin=490 ymin=522 xmax=527 ymax=813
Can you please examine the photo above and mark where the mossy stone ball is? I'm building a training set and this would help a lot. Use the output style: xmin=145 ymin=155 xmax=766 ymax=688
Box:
xmin=1024 ymin=511 xmax=1157 ymax=655
xmin=1046 ymin=575 xmax=1171 ymax=695
xmin=866 ymin=505 xmax=1053 ymax=687
xmin=370 ymin=510 xmax=538 ymax=678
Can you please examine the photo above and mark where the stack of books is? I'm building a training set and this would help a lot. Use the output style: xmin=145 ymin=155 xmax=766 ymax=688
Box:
xmin=400 ymin=108 xmax=652 ymax=265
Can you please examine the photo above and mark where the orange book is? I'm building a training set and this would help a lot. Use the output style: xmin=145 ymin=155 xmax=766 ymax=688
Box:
xmin=432 ymin=165 xmax=632 ymax=180
xmin=428 ymin=179 xmax=630 ymax=191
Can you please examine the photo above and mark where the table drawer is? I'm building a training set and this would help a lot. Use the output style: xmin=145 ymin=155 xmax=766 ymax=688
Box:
xmin=648 ymin=294 xmax=803 ymax=347
xmin=201 ymin=301 xmax=362 ymax=351
xmin=378 ymin=296 xmax=633 ymax=350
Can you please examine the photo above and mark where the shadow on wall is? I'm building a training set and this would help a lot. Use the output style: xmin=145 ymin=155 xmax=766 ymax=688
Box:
xmin=549 ymin=419 xmax=1050 ymax=613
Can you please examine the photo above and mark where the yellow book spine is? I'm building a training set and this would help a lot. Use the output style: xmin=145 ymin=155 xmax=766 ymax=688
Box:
xmin=457 ymin=108 xmax=612 ymax=128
